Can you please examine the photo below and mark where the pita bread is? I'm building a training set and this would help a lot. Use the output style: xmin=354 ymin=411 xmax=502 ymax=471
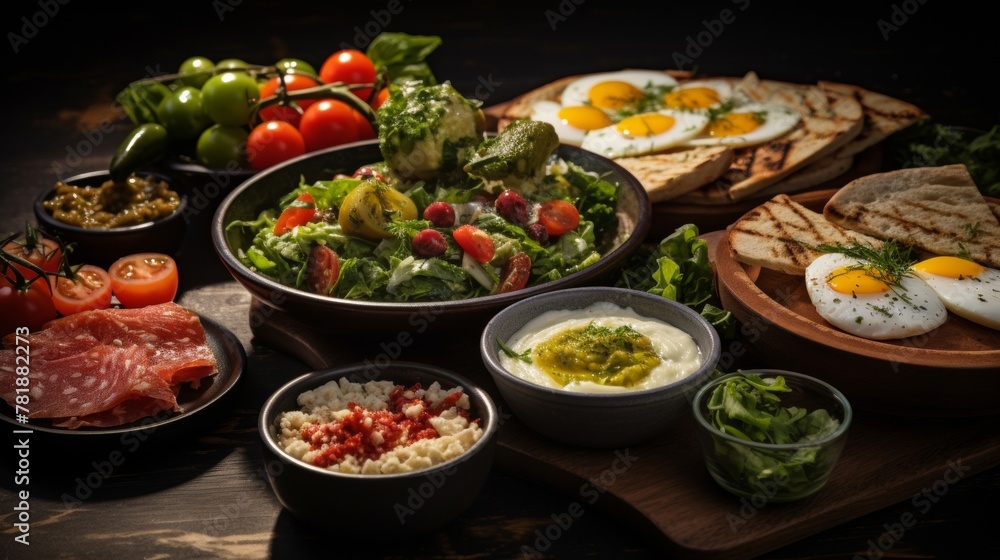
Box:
xmin=613 ymin=145 xmax=734 ymax=203
xmin=818 ymin=81 xmax=928 ymax=159
xmin=750 ymin=154 xmax=854 ymax=199
xmin=824 ymin=164 xmax=1000 ymax=268
xmin=728 ymin=193 xmax=883 ymax=275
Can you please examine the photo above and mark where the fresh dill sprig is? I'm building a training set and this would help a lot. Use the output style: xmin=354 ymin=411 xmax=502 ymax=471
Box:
xmin=812 ymin=240 xmax=917 ymax=285
xmin=497 ymin=337 xmax=532 ymax=364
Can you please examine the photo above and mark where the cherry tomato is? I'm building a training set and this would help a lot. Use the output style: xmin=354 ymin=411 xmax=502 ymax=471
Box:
xmin=196 ymin=124 xmax=249 ymax=169
xmin=353 ymin=110 xmax=376 ymax=141
xmin=159 ymin=86 xmax=212 ymax=141
xmin=370 ymin=87 xmax=390 ymax=110
xmin=201 ymin=71 xmax=261 ymax=127
xmin=452 ymin=224 xmax=495 ymax=263
xmin=423 ymin=201 xmax=455 ymax=227
xmin=258 ymin=73 xmax=319 ymax=127
xmin=273 ymin=193 xmax=316 ymax=235
xmin=495 ymin=190 xmax=529 ymax=225
xmin=412 ymin=229 xmax=447 ymax=258
xmin=108 ymin=253 xmax=179 ymax=308
xmin=176 ymin=56 xmax=214 ymax=88
xmin=496 ymin=252 xmax=531 ymax=294
xmin=51 ymin=264 xmax=113 ymax=316
xmin=305 ymin=245 xmax=340 ymax=294
xmin=298 ymin=99 xmax=361 ymax=152
xmin=319 ymin=49 xmax=377 ymax=101
xmin=3 ymin=228 xmax=63 ymax=279
xmin=338 ymin=181 xmax=417 ymax=239
xmin=537 ymin=199 xmax=581 ymax=236
xmin=246 ymin=120 xmax=306 ymax=170
xmin=275 ymin=58 xmax=317 ymax=77
xmin=1 ymin=269 xmax=58 ymax=335
xmin=352 ymin=165 xmax=387 ymax=183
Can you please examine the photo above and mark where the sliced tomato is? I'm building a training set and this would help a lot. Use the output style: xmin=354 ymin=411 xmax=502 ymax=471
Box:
xmin=1 ymin=270 xmax=57 ymax=335
xmin=51 ymin=264 xmax=113 ymax=316
xmin=537 ymin=199 xmax=581 ymax=236
xmin=108 ymin=253 xmax=179 ymax=308
xmin=274 ymin=193 xmax=317 ymax=235
xmin=452 ymin=224 xmax=495 ymax=263
xmin=496 ymin=252 xmax=531 ymax=294
xmin=305 ymin=245 xmax=340 ymax=294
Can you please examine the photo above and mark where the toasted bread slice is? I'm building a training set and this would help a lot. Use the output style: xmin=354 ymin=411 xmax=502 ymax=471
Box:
xmin=818 ymin=81 xmax=928 ymax=159
xmin=728 ymin=193 xmax=883 ymax=275
xmin=613 ymin=145 xmax=735 ymax=203
xmin=824 ymin=164 xmax=1000 ymax=268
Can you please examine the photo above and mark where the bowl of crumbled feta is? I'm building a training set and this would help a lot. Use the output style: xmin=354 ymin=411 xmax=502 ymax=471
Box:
xmin=258 ymin=360 xmax=498 ymax=535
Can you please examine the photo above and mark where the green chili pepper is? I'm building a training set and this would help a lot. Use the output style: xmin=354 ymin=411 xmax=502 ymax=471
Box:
xmin=109 ymin=123 xmax=170 ymax=181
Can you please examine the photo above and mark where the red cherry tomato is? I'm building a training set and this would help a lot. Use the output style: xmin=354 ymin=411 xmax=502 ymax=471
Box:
xmin=537 ymin=199 xmax=581 ymax=236
xmin=496 ymin=252 xmax=531 ymax=294
xmin=51 ymin=264 xmax=113 ymax=316
xmin=353 ymin=110 xmax=376 ymax=141
xmin=352 ymin=165 xmax=387 ymax=182
xmin=107 ymin=253 xmax=179 ymax=308
xmin=370 ymin=87 xmax=390 ymax=110
xmin=0 ymin=270 xmax=57 ymax=335
xmin=258 ymin=73 xmax=320 ymax=127
xmin=246 ymin=120 xmax=306 ymax=170
xmin=452 ymin=224 xmax=495 ymax=263
xmin=319 ymin=49 xmax=377 ymax=101
xmin=305 ymin=245 xmax=340 ymax=294
xmin=298 ymin=99 xmax=361 ymax=152
xmin=412 ymin=229 xmax=448 ymax=258
xmin=273 ymin=193 xmax=317 ymax=235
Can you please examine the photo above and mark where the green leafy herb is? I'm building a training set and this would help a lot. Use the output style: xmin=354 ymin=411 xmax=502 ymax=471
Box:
xmin=813 ymin=240 xmax=917 ymax=286
xmin=887 ymin=120 xmax=1000 ymax=198
xmin=365 ymin=32 xmax=442 ymax=86
xmin=497 ymin=338 xmax=532 ymax=363
xmin=962 ymin=222 xmax=981 ymax=240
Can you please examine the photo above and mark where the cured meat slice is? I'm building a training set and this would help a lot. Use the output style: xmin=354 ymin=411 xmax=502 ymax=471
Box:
xmin=0 ymin=302 xmax=217 ymax=429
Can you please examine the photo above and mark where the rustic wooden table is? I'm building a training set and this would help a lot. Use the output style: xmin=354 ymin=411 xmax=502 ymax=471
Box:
xmin=2 ymin=2 xmax=999 ymax=558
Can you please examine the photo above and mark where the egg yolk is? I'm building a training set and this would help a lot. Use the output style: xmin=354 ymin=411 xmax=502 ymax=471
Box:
xmin=912 ymin=256 xmax=985 ymax=279
xmin=588 ymin=81 xmax=645 ymax=111
xmin=615 ymin=113 xmax=675 ymax=138
xmin=707 ymin=112 xmax=764 ymax=137
xmin=557 ymin=106 xmax=613 ymax=130
xmin=663 ymin=87 xmax=721 ymax=110
xmin=827 ymin=266 xmax=893 ymax=295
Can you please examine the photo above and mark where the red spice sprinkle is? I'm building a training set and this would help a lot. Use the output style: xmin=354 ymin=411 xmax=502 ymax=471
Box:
xmin=299 ymin=382 xmax=475 ymax=468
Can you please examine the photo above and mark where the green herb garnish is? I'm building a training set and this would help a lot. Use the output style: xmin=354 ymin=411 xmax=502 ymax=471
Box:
xmin=497 ymin=338 xmax=532 ymax=364
xmin=813 ymin=240 xmax=917 ymax=286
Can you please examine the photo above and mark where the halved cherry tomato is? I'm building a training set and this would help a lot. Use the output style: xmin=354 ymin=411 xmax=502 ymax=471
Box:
xmin=274 ymin=193 xmax=317 ymax=235
xmin=305 ymin=245 xmax=340 ymax=294
xmin=496 ymin=252 xmax=531 ymax=294
xmin=51 ymin=264 xmax=113 ymax=316
xmin=108 ymin=253 xmax=179 ymax=308
xmin=452 ymin=224 xmax=495 ymax=263
xmin=1 ymin=270 xmax=57 ymax=335
xmin=537 ymin=199 xmax=581 ymax=236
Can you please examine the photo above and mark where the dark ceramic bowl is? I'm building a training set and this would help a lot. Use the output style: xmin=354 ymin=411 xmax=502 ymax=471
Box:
xmin=479 ymin=286 xmax=721 ymax=448
xmin=33 ymin=170 xmax=188 ymax=267
xmin=258 ymin=361 xmax=498 ymax=536
xmin=211 ymin=139 xmax=651 ymax=334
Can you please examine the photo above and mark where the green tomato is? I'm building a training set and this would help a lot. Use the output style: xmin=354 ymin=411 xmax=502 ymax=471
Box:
xmin=159 ymin=86 xmax=212 ymax=141
xmin=196 ymin=124 xmax=249 ymax=169
xmin=275 ymin=58 xmax=317 ymax=77
xmin=201 ymin=72 xmax=261 ymax=127
xmin=177 ymin=56 xmax=215 ymax=88
xmin=216 ymin=58 xmax=248 ymax=70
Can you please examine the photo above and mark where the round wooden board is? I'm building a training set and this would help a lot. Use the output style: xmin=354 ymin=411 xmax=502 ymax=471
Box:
xmin=714 ymin=233 xmax=1000 ymax=418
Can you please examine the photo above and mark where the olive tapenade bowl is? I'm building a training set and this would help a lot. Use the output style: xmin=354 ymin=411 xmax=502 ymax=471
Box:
xmin=479 ymin=286 xmax=722 ymax=448
xmin=211 ymin=139 xmax=651 ymax=335
xmin=33 ymin=169 xmax=188 ymax=268
xmin=258 ymin=361 xmax=498 ymax=536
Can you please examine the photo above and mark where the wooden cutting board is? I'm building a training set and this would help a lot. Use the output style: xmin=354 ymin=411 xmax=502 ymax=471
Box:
xmin=249 ymin=298 xmax=1000 ymax=559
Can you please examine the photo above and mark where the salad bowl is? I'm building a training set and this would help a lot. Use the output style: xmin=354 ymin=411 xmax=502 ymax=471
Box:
xmin=211 ymin=139 xmax=651 ymax=334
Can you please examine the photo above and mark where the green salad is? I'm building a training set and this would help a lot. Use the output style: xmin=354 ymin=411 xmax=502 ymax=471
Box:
xmin=225 ymin=83 xmax=621 ymax=302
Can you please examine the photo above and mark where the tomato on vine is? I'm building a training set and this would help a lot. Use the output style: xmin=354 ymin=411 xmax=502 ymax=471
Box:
xmin=246 ymin=120 xmax=306 ymax=170
xmin=258 ymin=73 xmax=320 ymax=127
xmin=319 ymin=49 xmax=377 ymax=102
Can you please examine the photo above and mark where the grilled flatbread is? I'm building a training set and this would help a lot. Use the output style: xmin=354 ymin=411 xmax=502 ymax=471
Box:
xmin=818 ymin=81 xmax=929 ymax=159
xmin=824 ymin=164 xmax=1000 ymax=268
xmin=728 ymin=193 xmax=883 ymax=275
xmin=750 ymin=154 xmax=854 ymax=200
xmin=613 ymin=145 xmax=735 ymax=203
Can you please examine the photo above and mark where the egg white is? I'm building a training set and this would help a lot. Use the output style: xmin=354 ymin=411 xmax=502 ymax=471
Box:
xmin=804 ymin=253 xmax=948 ymax=340
xmin=560 ymin=70 xmax=679 ymax=112
xmin=529 ymin=100 xmax=589 ymax=146
xmin=911 ymin=260 xmax=1000 ymax=330
xmin=685 ymin=102 xmax=800 ymax=148
xmin=579 ymin=109 xmax=709 ymax=158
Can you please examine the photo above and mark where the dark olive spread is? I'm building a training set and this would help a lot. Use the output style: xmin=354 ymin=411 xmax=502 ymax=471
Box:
xmin=43 ymin=174 xmax=180 ymax=228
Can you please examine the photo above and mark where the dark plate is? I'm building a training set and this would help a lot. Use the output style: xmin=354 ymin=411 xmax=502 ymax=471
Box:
xmin=211 ymin=138 xmax=651 ymax=335
xmin=0 ymin=314 xmax=246 ymax=441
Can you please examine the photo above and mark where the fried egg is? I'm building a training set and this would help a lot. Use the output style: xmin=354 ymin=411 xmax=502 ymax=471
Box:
xmin=661 ymin=79 xmax=744 ymax=111
xmin=529 ymin=100 xmax=612 ymax=146
xmin=579 ymin=109 xmax=709 ymax=158
xmin=559 ymin=70 xmax=679 ymax=113
xmin=804 ymin=253 xmax=948 ymax=340
xmin=685 ymin=102 xmax=800 ymax=148
xmin=910 ymin=256 xmax=1000 ymax=330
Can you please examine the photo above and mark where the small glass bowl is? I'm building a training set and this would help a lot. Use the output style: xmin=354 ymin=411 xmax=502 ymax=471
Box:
xmin=691 ymin=369 xmax=852 ymax=503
